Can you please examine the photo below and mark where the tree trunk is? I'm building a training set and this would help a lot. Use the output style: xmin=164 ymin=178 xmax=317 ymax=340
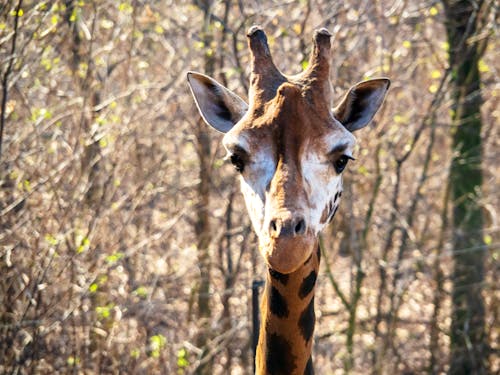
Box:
xmin=443 ymin=1 xmax=489 ymax=373
xmin=193 ymin=1 xmax=216 ymax=374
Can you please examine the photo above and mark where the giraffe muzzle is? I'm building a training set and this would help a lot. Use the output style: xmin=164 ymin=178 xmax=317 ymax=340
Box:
xmin=263 ymin=234 xmax=315 ymax=274
xmin=261 ymin=214 xmax=314 ymax=274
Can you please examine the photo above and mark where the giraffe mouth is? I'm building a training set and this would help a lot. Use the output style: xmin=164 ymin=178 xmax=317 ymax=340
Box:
xmin=260 ymin=235 xmax=315 ymax=274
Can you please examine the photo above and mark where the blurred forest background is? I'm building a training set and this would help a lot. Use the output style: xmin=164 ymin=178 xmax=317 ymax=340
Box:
xmin=0 ymin=0 xmax=498 ymax=374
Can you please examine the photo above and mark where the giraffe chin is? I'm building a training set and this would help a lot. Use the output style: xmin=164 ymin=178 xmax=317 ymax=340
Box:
xmin=261 ymin=235 xmax=315 ymax=274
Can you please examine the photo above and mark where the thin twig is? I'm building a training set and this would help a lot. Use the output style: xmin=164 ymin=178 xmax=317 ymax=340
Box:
xmin=320 ymin=235 xmax=350 ymax=310
xmin=0 ymin=0 xmax=23 ymax=161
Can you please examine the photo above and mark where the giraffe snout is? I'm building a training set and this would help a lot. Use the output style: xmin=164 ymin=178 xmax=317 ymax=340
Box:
xmin=268 ymin=215 xmax=307 ymax=239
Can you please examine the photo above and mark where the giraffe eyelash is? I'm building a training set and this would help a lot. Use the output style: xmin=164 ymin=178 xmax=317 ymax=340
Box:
xmin=229 ymin=153 xmax=246 ymax=173
xmin=224 ymin=146 xmax=249 ymax=173
xmin=333 ymin=155 xmax=355 ymax=173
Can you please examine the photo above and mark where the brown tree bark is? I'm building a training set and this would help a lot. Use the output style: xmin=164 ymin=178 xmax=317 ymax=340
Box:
xmin=193 ymin=1 xmax=216 ymax=374
xmin=442 ymin=1 xmax=491 ymax=373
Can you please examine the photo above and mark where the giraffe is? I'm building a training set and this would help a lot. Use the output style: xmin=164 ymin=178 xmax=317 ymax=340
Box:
xmin=187 ymin=26 xmax=390 ymax=374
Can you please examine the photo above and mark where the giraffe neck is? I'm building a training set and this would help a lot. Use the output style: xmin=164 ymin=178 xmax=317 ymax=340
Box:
xmin=256 ymin=244 xmax=320 ymax=375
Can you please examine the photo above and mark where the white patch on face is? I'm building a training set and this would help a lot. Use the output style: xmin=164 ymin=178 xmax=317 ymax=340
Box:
xmin=240 ymin=177 xmax=266 ymax=233
xmin=223 ymin=132 xmax=276 ymax=234
xmin=301 ymin=153 xmax=342 ymax=234
xmin=301 ymin=129 xmax=356 ymax=234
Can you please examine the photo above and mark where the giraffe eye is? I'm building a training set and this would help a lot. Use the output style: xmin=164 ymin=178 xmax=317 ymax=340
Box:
xmin=334 ymin=155 xmax=353 ymax=173
xmin=230 ymin=153 xmax=245 ymax=173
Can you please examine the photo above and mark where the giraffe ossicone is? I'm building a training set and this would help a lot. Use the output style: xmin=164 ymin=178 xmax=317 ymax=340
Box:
xmin=188 ymin=25 xmax=389 ymax=375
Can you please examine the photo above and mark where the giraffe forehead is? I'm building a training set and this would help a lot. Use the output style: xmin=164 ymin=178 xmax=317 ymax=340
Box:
xmin=225 ymin=84 xmax=353 ymax=158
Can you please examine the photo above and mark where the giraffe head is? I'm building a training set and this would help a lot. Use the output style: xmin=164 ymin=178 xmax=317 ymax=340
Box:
xmin=188 ymin=26 xmax=389 ymax=274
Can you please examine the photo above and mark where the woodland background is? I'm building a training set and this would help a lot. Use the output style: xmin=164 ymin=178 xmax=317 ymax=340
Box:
xmin=0 ymin=1 xmax=498 ymax=374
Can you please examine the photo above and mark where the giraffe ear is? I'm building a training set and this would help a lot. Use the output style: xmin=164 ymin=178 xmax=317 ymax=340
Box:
xmin=333 ymin=78 xmax=390 ymax=132
xmin=187 ymin=72 xmax=248 ymax=133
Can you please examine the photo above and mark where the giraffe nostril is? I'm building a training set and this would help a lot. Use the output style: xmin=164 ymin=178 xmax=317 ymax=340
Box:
xmin=294 ymin=218 xmax=306 ymax=236
xmin=269 ymin=219 xmax=278 ymax=236
xmin=269 ymin=216 xmax=306 ymax=238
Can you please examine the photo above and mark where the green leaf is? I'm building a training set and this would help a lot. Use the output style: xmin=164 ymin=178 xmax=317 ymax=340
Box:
xmin=393 ymin=114 xmax=408 ymax=124
xmin=10 ymin=9 xmax=24 ymax=17
xmin=77 ymin=237 xmax=90 ymax=253
xmin=99 ymin=137 xmax=108 ymax=148
xmin=133 ymin=286 xmax=148 ymax=298
xmin=483 ymin=234 xmax=492 ymax=246
xmin=67 ymin=356 xmax=80 ymax=365
xmin=118 ymin=2 xmax=133 ymax=13
xmin=96 ymin=306 xmax=109 ymax=319
xmin=214 ymin=158 xmax=224 ymax=169
xmin=357 ymin=165 xmax=369 ymax=176
xmin=95 ymin=304 xmax=114 ymax=319
xmin=105 ymin=252 xmax=124 ymax=264
xmin=69 ymin=8 xmax=78 ymax=23
xmin=149 ymin=334 xmax=167 ymax=358
xmin=23 ymin=179 xmax=31 ymax=192
xmin=177 ymin=348 xmax=189 ymax=368
xmin=130 ymin=348 xmax=140 ymax=359
xmin=154 ymin=24 xmax=164 ymax=34
xmin=478 ymin=59 xmax=489 ymax=73
xmin=89 ymin=283 xmax=98 ymax=293
xmin=45 ymin=233 xmax=58 ymax=246
xmin=430 ymin=69 xmax=441 ymax=79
